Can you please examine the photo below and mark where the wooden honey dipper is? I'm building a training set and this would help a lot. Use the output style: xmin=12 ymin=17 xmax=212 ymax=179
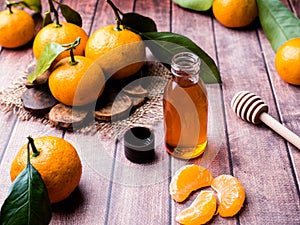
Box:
xmin=231 ymin=91 xmax=300 ymax=150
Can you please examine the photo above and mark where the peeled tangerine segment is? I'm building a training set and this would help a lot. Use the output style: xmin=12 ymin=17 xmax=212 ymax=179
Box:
xmin=176 ymin=190 xmax=217 ymax=225
xmin=211 ymin=174 xmax=245 ymax=217
xmin=170 ymin=164 xmax=213 ymax=202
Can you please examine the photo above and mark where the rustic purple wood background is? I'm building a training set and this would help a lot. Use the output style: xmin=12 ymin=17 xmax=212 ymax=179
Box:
xmin=0 ymin=0 xmax=299 ymax=224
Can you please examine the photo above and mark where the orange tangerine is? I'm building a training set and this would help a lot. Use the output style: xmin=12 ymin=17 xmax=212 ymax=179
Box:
xmin=48 ymin=56 xmax=105 ymax=106
xmin=275 ymin=38 xmax=300 ymax=85
xmin=212 ymin=0 xmax=258 ymax=28
xmin=10 ymin=136 xmax=82 ymax=203
xmin=85 ymin=24 xmax=145 ymax=79
xmin=33 ymin=22 xmax=88 ymax=62
xmin=0 ymin=8 xmax=35 ymax=48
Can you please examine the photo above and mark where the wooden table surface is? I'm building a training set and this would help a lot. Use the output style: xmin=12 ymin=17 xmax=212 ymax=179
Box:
xmin=0 ymin=0 xmax=300 ymax=224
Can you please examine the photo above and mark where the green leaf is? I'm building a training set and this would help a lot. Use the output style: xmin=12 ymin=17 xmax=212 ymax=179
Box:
xmin=172 ymin=0 xmax=213 ymax=11
xmin=141 ymin=32 xmax=221 ymax=83
xmin=257 ymin=0 xmax=300 ymax=52
xmin=42 ymin=10 xmax=53 ymax=27
xmin=122 ymin=12 xmax=157 ymax=32
xmin=58 ymin=2 xmax=82 ymax=27
xmin=0 ymin=153 xmax=51 ymax=225
xmin=28 ymin=42 xmax=65 ymax=83
xmin=19 ymin=0 xmax=42 ymax=13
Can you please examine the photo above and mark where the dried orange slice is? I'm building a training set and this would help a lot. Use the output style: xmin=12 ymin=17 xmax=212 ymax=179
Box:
xmin=170 ymin=164 xmax=213 ymax=202
xmin=176 ymin=190 xmax=217 ymax=225
xmin=211 ymin=174 xmax=245 ymax=217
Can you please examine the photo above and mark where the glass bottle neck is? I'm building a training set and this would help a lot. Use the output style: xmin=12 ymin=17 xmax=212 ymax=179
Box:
xmin=171 ymin=52 xmax=201 ymax=85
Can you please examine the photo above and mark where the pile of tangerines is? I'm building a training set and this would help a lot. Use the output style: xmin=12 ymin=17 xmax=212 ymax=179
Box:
xmin=0 ymin=1 xmax=146 ymax=108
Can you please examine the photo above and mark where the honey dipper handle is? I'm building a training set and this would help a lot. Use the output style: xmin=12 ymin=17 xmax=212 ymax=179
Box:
xmin=260 ymin=112 xmax=300 ymax=149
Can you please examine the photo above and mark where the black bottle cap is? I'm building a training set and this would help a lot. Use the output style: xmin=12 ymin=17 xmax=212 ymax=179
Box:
xmin=124 ymin=126 xmax=155 ymax=164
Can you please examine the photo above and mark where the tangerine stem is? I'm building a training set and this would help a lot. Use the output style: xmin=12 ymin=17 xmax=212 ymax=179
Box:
xmin=106 ymin=0 xmax=123 ymax=30
xmin=62 ymin=37 xmax=80 ymax=65
xmin=69 ymin=48 xmax=78 ymax=65
xmin=48 ymin=0 xmax=61 ymax=27
xmin=5 ymin=1 xmax=13 ymax=14
xmin=27 ymin=138 xmax=30 ymax=164
xmin=27 ymin=136 xmax=40 ymax=158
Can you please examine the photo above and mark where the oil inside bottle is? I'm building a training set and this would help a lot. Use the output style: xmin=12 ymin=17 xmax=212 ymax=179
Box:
xmin=163 ymin=52 xmax=208 ymax=159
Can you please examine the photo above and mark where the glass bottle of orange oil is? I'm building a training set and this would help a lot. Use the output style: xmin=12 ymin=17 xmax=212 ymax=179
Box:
xmin=163 ymin=52 xmax=208 ymax=159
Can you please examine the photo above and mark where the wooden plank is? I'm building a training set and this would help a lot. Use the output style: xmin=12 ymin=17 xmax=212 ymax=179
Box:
xmin=264 ymin=0 xmax=300 ymax=202
xmin=49 ymin=0 xmax=115 ymax=224
xmin=104 ymin=0 xmax=172 ymax=224
xmin=60 ymin=0 xmax=98 ymax=34
xmin=0 ymin=36 xmax=34 ymax=165
xmin=291 ymin=0 xmax=300 ymax=16
xmin=258 ymin=0 xmax=300 ymax=205
xmin=171 ymin=3 xmax=232 ymax=225
xmin=0 ymin=23 xmax=67 ymax=223
xmin=214 ymin=8 xmax=300 ymax=224
xmin=134 ymin=0 xmax=170 ymax=31
xmin=88 ymin=0 xmax=135 ymax=34
xmin=56 ymin=133 xmax=114 ymax=224
xmin=171 ymin=0 xmax=230 ymax=183
xmin=107 ymin=130 xmax=171 ymax=224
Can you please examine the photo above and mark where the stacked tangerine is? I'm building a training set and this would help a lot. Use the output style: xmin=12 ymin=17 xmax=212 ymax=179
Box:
xmin=170 ymin=164 xmax=245 ymax=224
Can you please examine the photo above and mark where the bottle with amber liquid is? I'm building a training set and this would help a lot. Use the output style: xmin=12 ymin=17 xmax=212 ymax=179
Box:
xmin=163 ymin=52 xmax=208 ymax=159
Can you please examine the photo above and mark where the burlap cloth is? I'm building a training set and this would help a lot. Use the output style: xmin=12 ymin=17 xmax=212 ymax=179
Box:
xmin=0 ymin=61 xmax=171 ymax=138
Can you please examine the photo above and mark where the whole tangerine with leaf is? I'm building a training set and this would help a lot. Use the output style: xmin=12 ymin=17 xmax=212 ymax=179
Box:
xmin=0 ymin=4 xmax=35 ymax=48
xmin=33 ymin=0 xmax=88 ymax=62
xmin=10 ymin=136 xmax=82 ymax=204
xmin=212 ymin=0 xmax=258 ymax=28
xmin=85 ymin=1 xmax=146 ymax=80
xmin=275 ymin=37 xmax=300 ymax=85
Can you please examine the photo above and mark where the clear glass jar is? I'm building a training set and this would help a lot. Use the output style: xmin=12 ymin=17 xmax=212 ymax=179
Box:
xmin=163 ymin=52 xmax=208 ymax=159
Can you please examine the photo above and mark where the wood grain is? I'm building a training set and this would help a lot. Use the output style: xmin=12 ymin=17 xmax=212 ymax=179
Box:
xmin=214 ymin=7 xmax=300 ymax=224
xmin=257 ymin=2 xmax=300 ymax=211
xmin=0 ymin=1 xmax=299 ymax=225
xmin=104 ymin=0 xmax=172 ymax=224
xmin=88 ymin=0 xmax=135 ymax=34
xmin=171 ymin=3 xmax=232 ymax=225
xmin=291 ymin=0 xmax=300 ymax=16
